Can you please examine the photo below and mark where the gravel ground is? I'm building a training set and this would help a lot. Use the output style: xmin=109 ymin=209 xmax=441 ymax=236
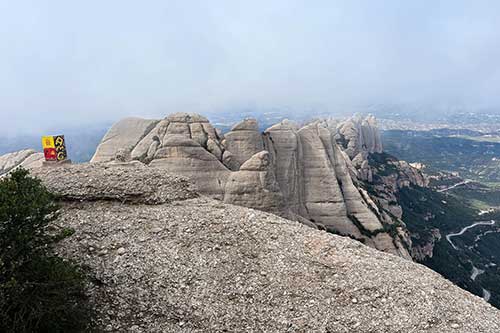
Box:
xmin=53 ymin=196 xmax=500 ymax=332
xmin=30 ymin=163 xmax=500 ymax=332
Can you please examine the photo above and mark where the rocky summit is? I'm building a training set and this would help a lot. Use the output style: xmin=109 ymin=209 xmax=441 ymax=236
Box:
xmin=21 ymin=163 xmax=500 ymax=331
xmin=1 ymin=123 xmax=500 ymax=331
xmin=90 ymin=113 xmax=415 ymax=258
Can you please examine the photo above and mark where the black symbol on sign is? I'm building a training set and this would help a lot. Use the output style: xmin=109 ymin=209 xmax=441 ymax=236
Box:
xmin=53 ymin=135 xmax=67 ymax=161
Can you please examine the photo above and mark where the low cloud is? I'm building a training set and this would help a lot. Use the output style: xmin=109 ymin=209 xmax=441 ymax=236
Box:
xmin=2 ymin=0 xmax=500 ymax=134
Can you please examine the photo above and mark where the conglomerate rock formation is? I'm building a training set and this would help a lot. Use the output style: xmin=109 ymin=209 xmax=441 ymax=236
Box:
xmin=335 ymin=114 xmax=383 ymax=159
xmin=90 ymin=113 xmax=420 ymax=258
xmin=0 ymin=148 xmax=44 ymax=176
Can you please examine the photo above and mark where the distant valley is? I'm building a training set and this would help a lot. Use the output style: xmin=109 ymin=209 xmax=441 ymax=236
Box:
xmin=383 ymin=129 xmax=500 ymax=183
xmin=381 ymin=128 xmax=500 ymax=308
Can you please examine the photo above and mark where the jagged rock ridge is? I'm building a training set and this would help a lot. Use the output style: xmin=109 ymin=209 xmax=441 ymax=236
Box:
xmin=90 ymin=113 xmax=416 ymax=258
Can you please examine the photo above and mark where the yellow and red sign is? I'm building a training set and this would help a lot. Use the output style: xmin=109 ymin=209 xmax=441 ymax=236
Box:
xmin=42 ymin=135 xmax=67 ymax=162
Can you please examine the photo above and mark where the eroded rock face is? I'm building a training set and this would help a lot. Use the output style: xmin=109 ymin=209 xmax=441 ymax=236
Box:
xmin=90 ymin=113 xmax=415 ymax=258
xmin=325 ymin=115 xmax=431 ymax=259
xmin=263 ymin=120 xmax=301 ymax=212
xmin=335 ymin=114 xmax=383 ymax=159
xmin=262 ymin=120 xmax=407 ymax=256
xmin=0 ymin=149 xmax=44 ymax=176
xmin=109 ymin=113 xmax=227 ymax=199
xmin=224 ymin=151 xmax=283 ymax=212
xmin=295 ymin=123 xmax=356 ymax=234
xmin=0 ymin=113 xmax=466 ymax=261
xmin=223 ymin=118 xmax=264 ymax=166
xmin=91 ymin=117 xmax=158 ymax=163
xmin=149 ymin=136 xmax=229 ymax=199
xmin=412 ymin=228 xmax=442 ymax=261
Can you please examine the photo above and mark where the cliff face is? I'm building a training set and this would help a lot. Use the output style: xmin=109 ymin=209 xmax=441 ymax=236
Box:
xmin=334 ymin=114 xmax=383 ymax=160
xmin=90 ymin=113 xmax=418 ymax=259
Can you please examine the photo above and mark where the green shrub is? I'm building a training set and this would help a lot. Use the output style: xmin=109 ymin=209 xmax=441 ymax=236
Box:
xmin=0 ymin=168 xmax=91 ymax=332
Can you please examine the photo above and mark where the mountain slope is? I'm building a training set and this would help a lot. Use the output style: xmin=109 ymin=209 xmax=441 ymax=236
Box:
xmin=30 ymin=163 xmax=500 ymax=332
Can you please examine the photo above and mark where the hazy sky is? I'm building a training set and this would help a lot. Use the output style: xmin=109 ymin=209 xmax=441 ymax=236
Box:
xmin=2 ymin=0 xmax=500 ymax=134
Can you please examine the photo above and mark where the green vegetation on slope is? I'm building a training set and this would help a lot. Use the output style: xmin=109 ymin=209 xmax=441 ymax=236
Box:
xmin=398 ymin=186 xmax=477 ymax=234
xmin=449 ymin=184 xmax=500 ymax=208
xmin=0 ymin=168 xmax=91 ymax=332
xmin=398 ymin=187 xmax=494 ymax=307
xmin=367 ymin=129 xmax=500 ymax=308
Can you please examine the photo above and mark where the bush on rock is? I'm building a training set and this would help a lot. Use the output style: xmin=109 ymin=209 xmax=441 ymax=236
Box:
xmin=0 ymin=168 xmax=90 ymax=332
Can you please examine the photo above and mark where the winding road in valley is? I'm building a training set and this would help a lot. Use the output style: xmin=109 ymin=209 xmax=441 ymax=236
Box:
xmin=437 ymin=180 xmax=472 ymax=193
xmin=445 ymin=220 xmax=496 ymax=250
xmin=446 ymin=220 xmax=497 ymax=302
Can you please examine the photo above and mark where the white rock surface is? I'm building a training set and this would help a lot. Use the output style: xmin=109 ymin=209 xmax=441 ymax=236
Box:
xmin=149 ymin=137 xmax=230 ymax=199
xmin=223 ymin=118 xmax=265 ymax=166
xmin=91 ymin=117 xmax=158 ymax=163
xmin=0 ymin=149 xmax=44 ymax=176
xmin=224 ymin=151 xmax=283 ymax=212
xmin=89 ymin=113 xmax=413 ymax=259
xmin=335 ymin=114 xmax=383 ymax=159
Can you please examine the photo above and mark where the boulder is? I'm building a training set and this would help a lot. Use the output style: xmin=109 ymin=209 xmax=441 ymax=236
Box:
xmin=239 ymin=151 xmax=270 ymax=171
xmin=189 ymin=122 xmax=209 ymax=147
xmin=202 ymin=123 xmax=219 ymax=140
xmin=207 ymin=138 xmax=223 ymax=161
